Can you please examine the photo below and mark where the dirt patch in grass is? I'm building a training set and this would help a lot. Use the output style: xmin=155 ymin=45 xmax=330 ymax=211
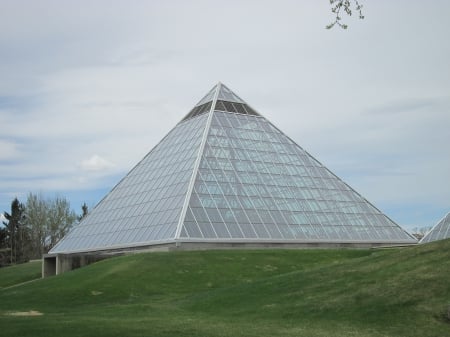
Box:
xmin=5 ymin=310 xmax=43 ymax=316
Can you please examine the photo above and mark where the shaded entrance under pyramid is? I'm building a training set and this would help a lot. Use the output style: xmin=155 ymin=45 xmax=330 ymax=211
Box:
xmin=50 ymin=83 xmax=417 ymax=255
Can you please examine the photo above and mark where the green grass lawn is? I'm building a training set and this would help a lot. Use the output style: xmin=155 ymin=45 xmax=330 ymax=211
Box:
xmin=0 ymin=260 xmax=41 ymax=289
xmin=1 ymin=241 xmax=449 ymax=337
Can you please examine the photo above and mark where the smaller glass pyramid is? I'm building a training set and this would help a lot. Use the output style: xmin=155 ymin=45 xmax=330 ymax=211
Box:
xmin=420 ymin=212 xmax=450 ymax=243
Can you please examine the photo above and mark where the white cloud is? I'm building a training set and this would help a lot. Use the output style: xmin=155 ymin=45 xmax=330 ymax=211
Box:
xmin=0 ymin=140 xmax=20 ymax=159
xmin=79 ymin=155 xmax=115 ymax=172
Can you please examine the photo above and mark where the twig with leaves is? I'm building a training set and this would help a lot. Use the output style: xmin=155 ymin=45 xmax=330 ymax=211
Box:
xmin=326 ymin=0 xmax=365 ymax=29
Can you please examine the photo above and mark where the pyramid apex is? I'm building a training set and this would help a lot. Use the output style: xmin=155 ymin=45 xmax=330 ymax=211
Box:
xmin=181 ymin=83 xmax=260 ymax=121
xmin=194 ymin=82 xmax=246 ymax=107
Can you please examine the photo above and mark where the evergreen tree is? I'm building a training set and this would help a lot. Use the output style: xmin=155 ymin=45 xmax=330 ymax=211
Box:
xmin=0 ymin=226 xmax=8 ymax=267
xmin=2 ymin=198 xmax=29 ymax=264
xmin=78 ymin=202 xmax=88 ymax=222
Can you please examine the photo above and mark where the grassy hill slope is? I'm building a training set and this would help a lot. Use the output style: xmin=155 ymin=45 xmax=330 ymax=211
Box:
xmin=1 ymin=241 xmax=449 ymax=337
xmin=0 ymin=260 xmax=41 ymax=289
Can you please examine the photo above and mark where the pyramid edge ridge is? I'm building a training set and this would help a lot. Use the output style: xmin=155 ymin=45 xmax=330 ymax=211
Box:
xmin=174 ymin=83 xmax=222 ymax=241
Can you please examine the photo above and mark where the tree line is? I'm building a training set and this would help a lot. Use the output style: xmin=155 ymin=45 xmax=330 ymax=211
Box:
xmin=0 ymin=193 xmax=88 ymax=267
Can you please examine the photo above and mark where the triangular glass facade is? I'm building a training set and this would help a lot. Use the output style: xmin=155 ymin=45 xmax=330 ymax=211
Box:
xmin=51 ymin=113 xmax=209 ymax=253
xmin=420 ymin=212 xmax=450 ymax=243
xmin=50 ymin=83 xmax=416 ymax=254
xmin=180 ymin=110 xmax=414 ymax=242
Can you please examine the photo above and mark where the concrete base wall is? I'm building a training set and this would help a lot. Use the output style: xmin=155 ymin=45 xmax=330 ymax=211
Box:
xmin=42 ymin=240 xmax=416 ymax=277
xmin=42 ymin=253 xmax=118 ymax=278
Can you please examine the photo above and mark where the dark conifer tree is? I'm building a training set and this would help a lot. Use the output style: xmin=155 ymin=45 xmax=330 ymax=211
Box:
xmin=2 ymin=198 xmax=28 ymax=264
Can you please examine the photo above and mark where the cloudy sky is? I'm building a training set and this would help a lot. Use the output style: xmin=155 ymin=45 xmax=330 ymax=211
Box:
xmin=1 ymin=0 xmax=449 ymax=231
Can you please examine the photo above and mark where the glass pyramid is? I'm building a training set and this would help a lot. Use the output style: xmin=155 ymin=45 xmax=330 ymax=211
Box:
xmin=420 ymin=212 xmax=450 ymax=243
xmin=50 ymin=83 xmax=417 ymax=254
